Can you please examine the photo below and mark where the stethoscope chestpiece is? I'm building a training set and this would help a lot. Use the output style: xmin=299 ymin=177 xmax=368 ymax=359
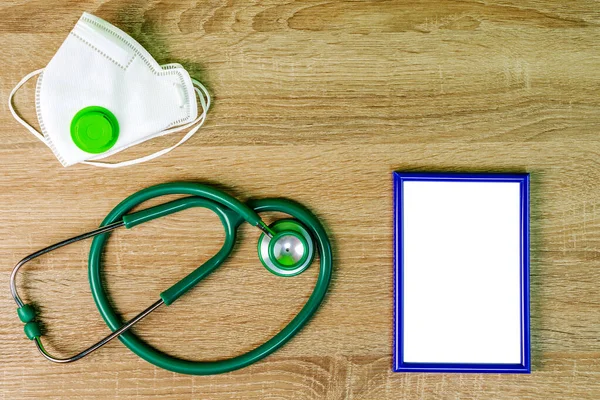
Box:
xmin=257 ymin=219 xmax=315 ymax=277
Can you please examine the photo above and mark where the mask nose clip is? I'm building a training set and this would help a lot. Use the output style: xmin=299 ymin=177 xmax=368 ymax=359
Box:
xmin=173 ymin=82 xmax=186 ymax=108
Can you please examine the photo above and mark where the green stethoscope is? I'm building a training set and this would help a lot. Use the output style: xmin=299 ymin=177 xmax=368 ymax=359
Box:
xmin=11 ymin=182 xmax=332 ymax=375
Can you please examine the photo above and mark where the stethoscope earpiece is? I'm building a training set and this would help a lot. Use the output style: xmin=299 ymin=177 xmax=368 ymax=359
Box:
xmin=257 ymin=219 xmax=315 ymax=277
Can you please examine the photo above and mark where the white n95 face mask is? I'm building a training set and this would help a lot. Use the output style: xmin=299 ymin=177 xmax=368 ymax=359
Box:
xmin=8 ymin=12 xmax=210 ymax=168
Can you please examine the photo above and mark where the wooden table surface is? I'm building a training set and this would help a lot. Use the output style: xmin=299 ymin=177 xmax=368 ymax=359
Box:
xmin=1 ymin=1 xmax=599 ymax=399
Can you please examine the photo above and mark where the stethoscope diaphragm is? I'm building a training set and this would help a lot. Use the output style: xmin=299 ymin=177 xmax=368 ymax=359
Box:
xmin=257 ymin=219 xmax=315 ymax=277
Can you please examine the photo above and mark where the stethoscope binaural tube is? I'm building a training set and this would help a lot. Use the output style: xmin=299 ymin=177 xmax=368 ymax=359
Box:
xmin=87 ymin=183 xmax=333 ymax=375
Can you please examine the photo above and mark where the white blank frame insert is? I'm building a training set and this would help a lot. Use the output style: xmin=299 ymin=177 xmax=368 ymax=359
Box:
xmin=393 ymin=172 xmax=530 ymax=374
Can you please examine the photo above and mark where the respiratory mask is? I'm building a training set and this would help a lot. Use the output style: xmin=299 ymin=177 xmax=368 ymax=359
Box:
xmin=9 ymin=12 xmax=210 ymax=168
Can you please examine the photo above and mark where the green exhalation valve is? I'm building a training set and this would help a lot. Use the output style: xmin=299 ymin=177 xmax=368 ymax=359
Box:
xmin=70 ymin=106 xmax=119 ymax=154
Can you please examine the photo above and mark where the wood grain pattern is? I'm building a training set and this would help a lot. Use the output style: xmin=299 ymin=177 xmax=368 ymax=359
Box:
xmin=0 ymin=0 xmax=599 ymax=398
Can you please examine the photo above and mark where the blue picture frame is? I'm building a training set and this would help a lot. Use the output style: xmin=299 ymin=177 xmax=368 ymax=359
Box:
xmin=393 ymin=172 xmax=531 ymax=373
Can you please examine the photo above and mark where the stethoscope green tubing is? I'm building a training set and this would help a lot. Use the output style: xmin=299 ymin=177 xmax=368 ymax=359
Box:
xmin=88 ymin=182 xmax=333 ymax=375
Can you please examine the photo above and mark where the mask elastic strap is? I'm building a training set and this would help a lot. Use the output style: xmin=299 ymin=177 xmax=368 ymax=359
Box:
xmin=82 ymin=79 xmax=211 ymax=168
xmin=8 ymin=69 xmax=47 ymax=144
